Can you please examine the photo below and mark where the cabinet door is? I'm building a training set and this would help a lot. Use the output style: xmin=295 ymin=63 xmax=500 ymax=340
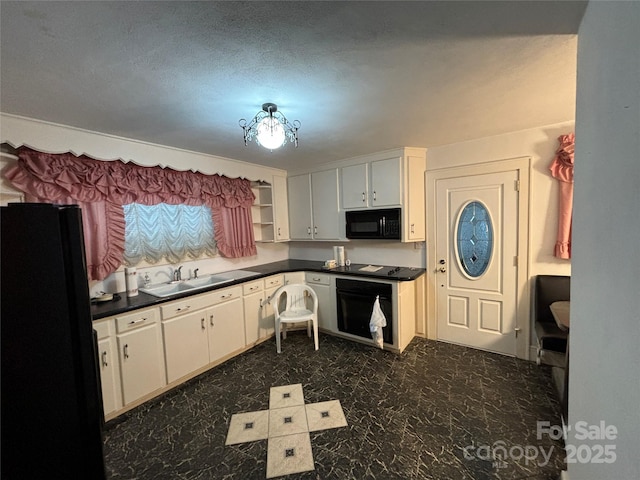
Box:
xmin=98 ymin=337 xmax=121 ymax=417
xmin=288 ymin=174 xmax=313 ymax=239
xmin=371 ymin=157 xmax=402 ymax=207
xmin=312 ymin=283 xmax=333 ymax=331
xmin=207 ymin=297 xmax=245 ymax=363
xmin=404 ymin=154 xmax=426 ymax=241
xmin=305 ymin=273 xmax=335 ymax=332
xmin=118 ymin=324 xmax=165 ymax=405
xmin=311 ymin=169 xmax=340 ymax=239
xmin=273 ymin=175 xmax=290 ymax=241
xmin=243 ymin=290 xmax=265 ymax=345
xmin=162 ymin=311 xmax=209 ymax=384
xmin=341 ymin=163 xmax=368 ymax=209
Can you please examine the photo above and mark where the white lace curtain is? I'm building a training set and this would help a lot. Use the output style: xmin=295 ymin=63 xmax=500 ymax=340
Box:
xmin=123 ymin=203 xmax=217 ymax=265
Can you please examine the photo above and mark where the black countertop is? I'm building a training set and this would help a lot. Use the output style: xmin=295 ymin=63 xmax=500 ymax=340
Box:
xmin=91 ymin=259 xmax=425 ymax=320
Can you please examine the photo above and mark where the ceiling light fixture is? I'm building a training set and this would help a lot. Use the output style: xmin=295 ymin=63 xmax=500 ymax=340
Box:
xmin=239 ymin=103 xmax=300 ymax=151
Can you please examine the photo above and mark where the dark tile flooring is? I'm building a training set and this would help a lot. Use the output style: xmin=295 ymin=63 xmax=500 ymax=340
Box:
xmin=103 ymin=334 xmax=565 ymax=480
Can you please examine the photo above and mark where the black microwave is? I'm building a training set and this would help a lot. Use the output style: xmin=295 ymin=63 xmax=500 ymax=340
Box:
xmin=345 ymin=208 xmax=401 ymax=240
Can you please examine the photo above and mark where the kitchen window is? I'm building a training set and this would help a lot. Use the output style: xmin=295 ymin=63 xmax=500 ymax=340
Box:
xmin=123 ymin=203 xmax=217 ymax=265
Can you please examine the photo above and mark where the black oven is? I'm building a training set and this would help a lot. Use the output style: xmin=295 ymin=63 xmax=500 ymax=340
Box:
xmin=345 ymin=208 xmax=401 ymax=240
xmin=336 ymin=278 xmax=393 ymax=344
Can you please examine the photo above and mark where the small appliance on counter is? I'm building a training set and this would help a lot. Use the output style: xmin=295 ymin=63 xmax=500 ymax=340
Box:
xmin=333 ymin=245 xmax=345 ymax=266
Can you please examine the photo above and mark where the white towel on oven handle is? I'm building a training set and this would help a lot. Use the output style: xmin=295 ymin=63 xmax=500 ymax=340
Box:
xmin=369 ymin=295 xmax=387 ymax=349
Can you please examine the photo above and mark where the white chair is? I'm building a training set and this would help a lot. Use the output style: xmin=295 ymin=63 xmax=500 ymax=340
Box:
xmin=271 ymin=284 xmax=319 ymax=353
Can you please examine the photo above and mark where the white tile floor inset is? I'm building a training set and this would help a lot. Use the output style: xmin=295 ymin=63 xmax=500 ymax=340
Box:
xmin=268 ymin=405 xmax=309 ymax=438
xmin=225 ymin=383 xmax=348 ymax=478
xmin=266 ymin=432 xmax=314 ymax=479
xmin=225 ymin=410 xmax=269 ymax=445
xmin=269 ymin=383 xmax=305 ymax=409
xmin=305 ymin=400 xmax=347 ymax=432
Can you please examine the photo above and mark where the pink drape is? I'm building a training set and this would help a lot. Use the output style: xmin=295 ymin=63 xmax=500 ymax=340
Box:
xmin=4 ymin=147 xmax=256 ymax=280
xmin=549 ymin=133 xmax=575 ymax=259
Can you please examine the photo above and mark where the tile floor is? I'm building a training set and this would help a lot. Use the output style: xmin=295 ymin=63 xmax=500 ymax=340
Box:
xmin=103 ymin=333 xmax=566 ymax=479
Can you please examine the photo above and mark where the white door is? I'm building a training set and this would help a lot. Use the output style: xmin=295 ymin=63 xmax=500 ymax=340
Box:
xmin=435 ymin=170 xmax=519 ymax=355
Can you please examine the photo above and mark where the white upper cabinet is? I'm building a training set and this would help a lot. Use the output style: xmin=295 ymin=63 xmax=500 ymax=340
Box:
xmin=341 ymin=158 xmax=402 ymax=208
xmin=370 ymin=157 xmax=402 ymax=207
xmin=288 ymin=169 xmax=341 ymax=241
xmin=341 ymin=163 xmax=369 ymax=209
xmin=287 ymin=174 xmax=313 ymax=240
xmin=339 ymin=147 xmax=426 ymax=242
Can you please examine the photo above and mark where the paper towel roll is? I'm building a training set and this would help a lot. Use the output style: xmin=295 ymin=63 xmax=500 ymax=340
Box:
xmin=125 ymin=267 xmax=138 ymax=297
xmin=333 ymin=246 xmax=345 ymax=267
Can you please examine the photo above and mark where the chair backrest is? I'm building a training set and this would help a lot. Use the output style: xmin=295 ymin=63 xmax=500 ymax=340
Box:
xmin=272 ymin=284 xmax=318 ymax=317
xmin=535 ymin=275 xmax=571 ymax=324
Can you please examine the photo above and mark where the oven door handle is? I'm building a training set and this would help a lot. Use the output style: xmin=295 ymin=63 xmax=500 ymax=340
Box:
xmin=336 ymin=290 xmax=391 ymax=303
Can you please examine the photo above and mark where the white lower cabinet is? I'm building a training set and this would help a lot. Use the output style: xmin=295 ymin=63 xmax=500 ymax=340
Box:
xmin=162 ymin=286 xmax=244 ymax=384
xmin=305 ymin=272 xmax=334 ymax=331
xmin=94 ymin=319 xmax=122 ymax=418
xmin=245 ymin=274 xmax=284 ymax=345
xmin=162 ymin=310 xmax=210 ymax=384
xmin=114 ymin=307 xmax=165 ymax=406
xmin=206 ymin=296 xmax=245 ymax=363
xmin=95 ymin=270 xmax=421 ymax=420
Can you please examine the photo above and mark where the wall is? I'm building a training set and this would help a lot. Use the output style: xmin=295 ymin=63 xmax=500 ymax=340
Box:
xmin=427 ymin=120 xmax=574 ymax=278
xmin=568 ymin=2 xmax=640 ymax=479
xmin=0 ymin=114 xmax=290 ymax=296
xmin=425 ymin=121 xmax=574 ymax=352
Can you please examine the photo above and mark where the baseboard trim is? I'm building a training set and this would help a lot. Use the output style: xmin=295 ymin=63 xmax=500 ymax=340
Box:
xmin=529 ymin=345 xmax=538 ymax=362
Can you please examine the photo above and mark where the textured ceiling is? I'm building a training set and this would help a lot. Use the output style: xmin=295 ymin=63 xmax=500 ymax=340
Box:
xmin=0 ymin=1 xmax=586 ymax=171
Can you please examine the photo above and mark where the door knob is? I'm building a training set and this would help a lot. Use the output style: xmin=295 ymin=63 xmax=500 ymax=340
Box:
xmin=439 ymin=259 xmax=446 ymax=265
xmin=438 ymin=267 xmax=447 ymax=273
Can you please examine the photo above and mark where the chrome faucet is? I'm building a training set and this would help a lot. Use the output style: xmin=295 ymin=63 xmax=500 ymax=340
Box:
xmin=174 ymin=266 xmax=183 ymax=282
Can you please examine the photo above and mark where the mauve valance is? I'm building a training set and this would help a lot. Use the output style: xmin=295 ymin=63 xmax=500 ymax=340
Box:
xmin=4 ymin=147 xmax=257 ymax=281
xmin=4 ymin=147 xmax=255 ymax=209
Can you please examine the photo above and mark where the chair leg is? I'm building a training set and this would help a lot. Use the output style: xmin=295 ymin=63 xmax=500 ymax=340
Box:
xmin=282 ymin=322 xmax=287 ymax=340
xmin=313 ymin=319 xmax=319 ymax=351
xmin=307 ymin=320 xmax=311 ymax=337
xmin=276 ymin=319 xmax=282 ymax=353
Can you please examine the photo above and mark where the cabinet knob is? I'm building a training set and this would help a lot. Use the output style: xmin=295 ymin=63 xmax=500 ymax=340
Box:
xmin=201 ymin=318 xmax=205 ymax=330
xmin=210 ymin=314 xmax=214 ymax=326
xmin=411 ymin=223 xmax=415 ymax=234
xmin=314 ymin=226 xmax=318 ymax=235
xmin=102 ymin=351 xmax=108 ymax=367
xmin=373 ymin=191 xmax=377 ymax=201
xmin=123 ymin=344 xmax=129 ymax=359
xmin=278 ymin=227 xmax=281 ymax=236
xmin=362 ymin=192 xmax=365 ymax=202
xmin=307 ymin=227 xmax=311 ymax=235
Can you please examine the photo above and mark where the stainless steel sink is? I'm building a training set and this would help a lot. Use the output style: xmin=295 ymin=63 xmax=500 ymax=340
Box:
xmin=140 ymin=274 xmax=233 ymax=298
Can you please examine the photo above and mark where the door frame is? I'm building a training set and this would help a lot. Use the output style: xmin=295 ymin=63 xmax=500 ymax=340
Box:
xmin=425 ymin=157 xmax=531 ymax=359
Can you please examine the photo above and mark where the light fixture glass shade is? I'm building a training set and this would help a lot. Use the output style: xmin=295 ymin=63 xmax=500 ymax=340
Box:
xmin=256 ymin=117 xmax=285 ymax=150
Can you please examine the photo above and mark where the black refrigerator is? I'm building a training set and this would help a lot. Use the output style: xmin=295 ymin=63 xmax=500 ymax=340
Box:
xmin=1 ymin=203 xmax=106 ymax=479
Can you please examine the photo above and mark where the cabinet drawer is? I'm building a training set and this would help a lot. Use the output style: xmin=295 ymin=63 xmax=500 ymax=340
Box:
xmin=305 ymin=272 xmax=331 ymax=286
xmin=243 ymin=280 xmax=264 ymax=295
xmin=93 ymin=319 xmax=114 ymax=339
xmin=208 ymin=285 xmax=243 ymax=305
xmin=160 ymin=292 xmax=214 ymax=320
xmin=264 ymin=275 xmax=284 ymax=289
xmin=115 ymin=308 xmax=159 ymax=333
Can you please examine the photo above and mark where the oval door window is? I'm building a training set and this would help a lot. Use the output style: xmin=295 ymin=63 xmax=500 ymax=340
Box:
xmin=456 ymin=201 xmax=493 ymax=278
